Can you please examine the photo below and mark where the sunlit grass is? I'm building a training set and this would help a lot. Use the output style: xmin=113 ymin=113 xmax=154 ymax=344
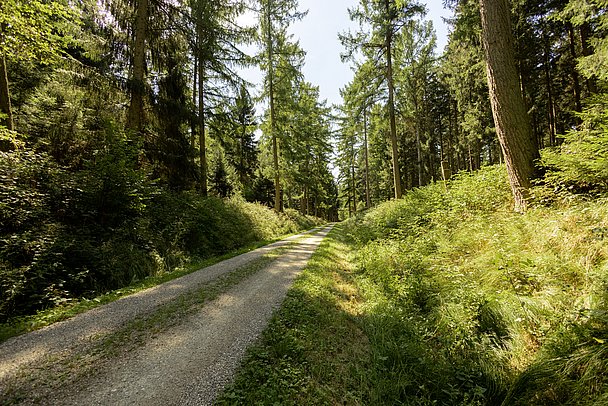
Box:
xmin=220 ymin=165 xmax=608 ymax=405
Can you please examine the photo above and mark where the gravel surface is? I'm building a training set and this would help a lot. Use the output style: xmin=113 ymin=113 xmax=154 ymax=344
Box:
xmin=0 ymin=225 xmax=332 ymax=405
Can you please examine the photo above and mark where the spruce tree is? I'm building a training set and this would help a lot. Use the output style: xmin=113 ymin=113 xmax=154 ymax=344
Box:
xmin=479 ymin=0 xmax=540 ymax=212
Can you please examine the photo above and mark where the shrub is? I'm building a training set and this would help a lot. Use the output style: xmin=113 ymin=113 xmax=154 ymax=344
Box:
xmin=0 ymin=153 xmax=324 ymax=322
xmin=541 ymin=96 xmax=608 ymax=196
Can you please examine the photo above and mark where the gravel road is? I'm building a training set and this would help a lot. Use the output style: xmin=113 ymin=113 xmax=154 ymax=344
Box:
xmin=0 ymin=225 xmax=333 ymax=405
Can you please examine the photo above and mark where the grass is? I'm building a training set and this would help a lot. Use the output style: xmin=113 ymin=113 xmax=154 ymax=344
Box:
xmin=217 ymin=224 xmax=373 ymax=405
xmin=218 ymin=165 xmax=608 ymax=405
xmin=0 ymin=230 xmax=306 ymax=344
xmin=1 ymin=246 xmax=289 ymax=405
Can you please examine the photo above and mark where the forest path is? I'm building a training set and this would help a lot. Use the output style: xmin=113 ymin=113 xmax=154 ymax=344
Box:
xmin=0 ymin=224 xmax=333 ymax=405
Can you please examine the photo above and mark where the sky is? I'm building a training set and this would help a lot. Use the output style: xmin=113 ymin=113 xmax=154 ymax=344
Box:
xmin=288 ymin=0 xmax=452 ymax=107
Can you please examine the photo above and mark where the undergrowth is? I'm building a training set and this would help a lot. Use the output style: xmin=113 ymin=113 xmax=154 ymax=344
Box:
xmin=0 ymin=152 xmax=323 ymax=325
xmin=220 ymin=165 xmax=608 ymax=405
xmin=343 ymin=165 xmax=608 ymax=405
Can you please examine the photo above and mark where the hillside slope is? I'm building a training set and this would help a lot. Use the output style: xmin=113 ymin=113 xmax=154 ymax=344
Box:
xmin=220 ymin=165 xmax=608 ymax=405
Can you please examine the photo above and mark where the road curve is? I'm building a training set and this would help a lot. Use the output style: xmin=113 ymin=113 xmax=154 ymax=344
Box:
xmin=0 ymin=225 xmax=333 ymax=405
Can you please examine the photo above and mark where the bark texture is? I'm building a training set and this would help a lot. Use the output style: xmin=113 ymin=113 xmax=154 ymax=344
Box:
xmin=479 ymin=0 xmax=539 ymax=212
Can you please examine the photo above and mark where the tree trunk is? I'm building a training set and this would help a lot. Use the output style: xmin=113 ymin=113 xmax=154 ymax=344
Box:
xmin=197 ymin=22 xmax=208 ymax=196
xmin=385 ymin=0 xmax=402 ymax=199
xmin=126 ymin=0 xmax=148 ymax=133
xmin=351 ymin=148 xmax=357 ymax=213
xmin=543 ymin=40 xmax=557 ymax=146
xmin=386 ymin=40 xmax=402 ymax=199
xmin=198 ymin=63 xmax=207 ymax=196
xmin=0 ymin=54 xmax=13 ymax=131
xmin=479 ymin=0 xmax=539 ymax=212
xmin=266 ymin=0 xmax=281 ymax=212
xmin=191 ymin=54 xmax=197 ymax=151
xmin=363 ymin=108 xmax=371 ymax=209
xmin=567 ymin=23 xmax=582 ymax=113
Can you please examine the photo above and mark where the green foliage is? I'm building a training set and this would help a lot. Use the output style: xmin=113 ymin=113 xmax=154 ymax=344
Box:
xmin=557 ymin=0 xmax=608 ymax=82
xmin=0 ymin=143 xmax=323 ymax=323
xmin=344 ymin=165 xmax=511 ymax=243
xmin=0 ymin=0 xmax=78 ymax=64
xmin=541 ymin=96 xmax=608 ymax=195
xmin=340 ymin=166 xmax=608 ymax=404
xmin=214 ymin=165 xmax=598 ymax=404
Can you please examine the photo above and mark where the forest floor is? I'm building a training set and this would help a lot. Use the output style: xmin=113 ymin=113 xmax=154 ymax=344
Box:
xmin=0 ymin=225 xmax=333 ymax=405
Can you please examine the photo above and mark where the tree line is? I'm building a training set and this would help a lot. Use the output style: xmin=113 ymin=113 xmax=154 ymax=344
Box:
xmin=336 ymin=0 xmax=607 ymax=216
xmin=1 ymin=0 xmax=606 ymax=319
xmin=0 ymin=0 xmax=338 ymax=217
xmin=0 ymin=0 xmax=340 ymax=321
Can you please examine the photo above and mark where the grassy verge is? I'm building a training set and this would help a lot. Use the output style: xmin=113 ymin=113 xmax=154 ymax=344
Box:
xmin=218 ymin=223 xmax=374 ymax=405
xmin=0 ymin=230 xmax=306 ymax=344
xmin=219 ymin=166 xmax=608 ymax=405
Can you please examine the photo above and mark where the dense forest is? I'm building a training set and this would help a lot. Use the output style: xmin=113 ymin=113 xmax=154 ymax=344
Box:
xmin=1 ymin=0 xmax=607 ymax=362
xmin=1 ymin=0 xmax=337 ymax=322
xmin=336 ymin=0 xmax=607 ymax=214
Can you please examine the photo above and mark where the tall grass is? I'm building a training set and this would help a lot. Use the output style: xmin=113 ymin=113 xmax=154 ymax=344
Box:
xmin=217 ymin=166 xmax=606 ymax=405
xmin=342 ymin=165 xmax=608 ymax=405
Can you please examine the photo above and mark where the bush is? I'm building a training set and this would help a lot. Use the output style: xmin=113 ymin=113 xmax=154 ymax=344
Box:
xmin=0 ymin=147 xmax=324 ymax=322
xmin=541 ymin=96 xmax=608 ymax=196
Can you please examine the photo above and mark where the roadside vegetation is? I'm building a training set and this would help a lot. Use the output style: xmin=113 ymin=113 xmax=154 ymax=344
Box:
xmin=0 ymin=173 xmax=322 ymax=337
xmin=220 ymin=164 xmax=608 ymax=405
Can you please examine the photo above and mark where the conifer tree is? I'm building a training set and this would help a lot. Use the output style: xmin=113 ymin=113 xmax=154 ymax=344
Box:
xmin=190 ymin=0 xmax=250 ymax=195
xmin=341 ymin=0 xmax=425 ymax=199
xmin=258 ymin=0 xmax=306 ymax=211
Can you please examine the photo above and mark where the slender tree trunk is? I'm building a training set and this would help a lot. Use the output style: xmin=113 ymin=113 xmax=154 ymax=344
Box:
xmin=304 ymin=185 xmax=309 ymax=215
xmin=240 ymin=126 xmax=246 ymax=186
xmin=363 ymin=108 xmax=371 ymax=209
xmin=567 ymin=23 xmax=582 ymax=113
xmin=348 ymin=184 xmax=352 ymax=216
xmin=198 ymin=62 xmax=207 ymax=196
xmin=197 ymin=18 xmax=208 ymax=196
xmin=191 ymin=55 xmax=197 ymax=151
xmin=266 ymin=0 xmax=281 ymax=212
xmin=386 ymin=41 xmax=402 ymax=198
xmin=384 ymin=0 xmax=402 ymax=199
xmin=439 ymin=114 xmax=445 ymax=162
xmin=126 ymin=0 xmax=148 ymax=132
xmin=0 ymin=54 xmax=13 ymax=131
xmin=479 ymin=0 xmax=539 ymax=212
xmin=351 ymin=147 xmax=357 ymax=213
xmin=543 ymin=43 xmax=556 ymax=146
